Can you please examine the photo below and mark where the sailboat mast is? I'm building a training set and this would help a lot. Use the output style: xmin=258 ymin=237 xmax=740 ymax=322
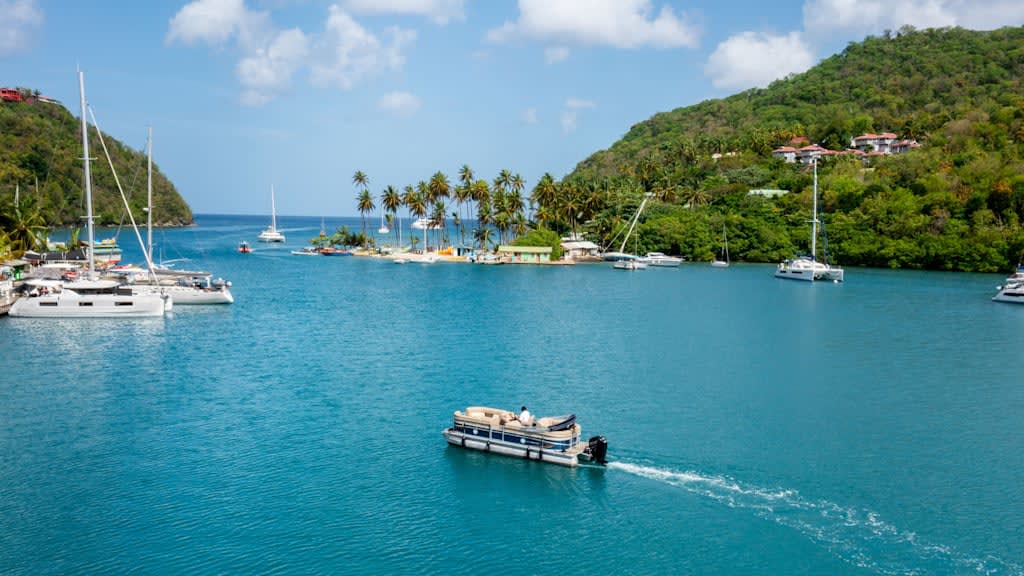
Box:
xmin=811 ymin=157 xmax=818 ymax=263
xmin=271 ymin=185 xmax=277 ymax=231
xmin=79 ymin=70 xmax=96 ymax=279
xmin=147 ymin=126 xmax=153 ymax=264
xmin=618 ymin=194 xmax=651 ymax=253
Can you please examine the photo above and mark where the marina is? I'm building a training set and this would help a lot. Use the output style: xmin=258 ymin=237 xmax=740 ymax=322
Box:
xmin=2 ymin=215 xmax=1023 ymax=574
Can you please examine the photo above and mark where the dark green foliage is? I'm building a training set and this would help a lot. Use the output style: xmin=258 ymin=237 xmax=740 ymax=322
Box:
xmin=0 ymin=98 xmax=193 ymax=236
xmin=511 ymin=226 xmax=563 ymax=260
xmin=552 ymin=26 xmax=1024 ymax=272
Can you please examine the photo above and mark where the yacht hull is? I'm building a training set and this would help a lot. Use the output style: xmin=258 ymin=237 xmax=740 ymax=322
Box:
xmin=9 ymin=292 xmax=167 ymax=317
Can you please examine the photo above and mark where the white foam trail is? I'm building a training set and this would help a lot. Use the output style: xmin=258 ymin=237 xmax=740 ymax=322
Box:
xmin=610 ymin=462 xmax=1023 ymax=576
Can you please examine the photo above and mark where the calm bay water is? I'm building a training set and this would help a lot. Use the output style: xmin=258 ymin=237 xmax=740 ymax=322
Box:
xmin=2 ymin=214 xmax=1023 ymax=575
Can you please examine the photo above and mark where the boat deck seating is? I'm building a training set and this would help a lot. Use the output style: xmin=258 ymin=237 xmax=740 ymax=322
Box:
xmin=455 ymin=407 xmax=581 ymax=439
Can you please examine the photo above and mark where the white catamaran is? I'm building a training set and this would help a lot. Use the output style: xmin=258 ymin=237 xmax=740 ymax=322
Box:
xmin=258 ymin=185 xmax=286 ymax=242
xmin=10 ymin=71 xmax=170 ymax=318
xmin=775 ymin=158 xmax=844 ymax=282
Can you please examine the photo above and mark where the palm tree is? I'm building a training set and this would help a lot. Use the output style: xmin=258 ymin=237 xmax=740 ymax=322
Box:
xmin=456 ymin=164 xmax=474 ymax=245
xmin=357 ymin=189 xmax=374 ymax=247
xmin=407 ymin=191 xmax=427 ymax=253
xmin=416 ymin=180 xmax=430 ymax=248
xmin=353 ymin=171 xmax=370 ymax=244
xmin=474 ymin=226 xmax=493 ymax=252
xmin=0 ymin=193 xmax=46 ymax=255
xmin=428 ymin=172 xmax=451 ymax=248
xmin=510 ymin=172 xmax=526 ymax=219
xmin=530 ymin=173 xmax=558 ymax=227
xmin=382 ymin=185 xmax=401 ymax=246
xmin=475 ymin=194 xmax=492 ymax=250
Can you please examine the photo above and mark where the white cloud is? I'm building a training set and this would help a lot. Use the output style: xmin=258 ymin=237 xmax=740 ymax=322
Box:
xmin=522 ymin=107 xmax=538 ymax=124
xmin=802 ymin=0 xmax=1024 ymax=38
xmin=378 ymin=91 xmax=421 ymax=115
xmin=310 ymin=5 xmax=416 ymax=90
xmin=561 ymin=98 xmax=596 ymax=134
xmin=342 ymin=0 xmax=465 ymax=25
xmin=0 ymin=0 xmax=43 ymax=57
xmin=704 ymin=31 xmax=816 ymax=90
xmin=167 ymin=2 xmax=415 ymax=105
xmin=167 ymin=0 xmax=248 ymax=45
xmin=487 ymin=0 xmax=699 ymax=49
xmin=237 ymin=28 xmax=309 ymax=106
xmin=544 ymin=45 xmax=570 ymax=64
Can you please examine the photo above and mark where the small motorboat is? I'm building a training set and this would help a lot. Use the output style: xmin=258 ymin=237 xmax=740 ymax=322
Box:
xmin=291 ymin=246 xmax=321 ymax=256
xmin=237 ymin=241 xmax=252 ymax=254
xmin=443 ymin=406 xmax=607 ymax=467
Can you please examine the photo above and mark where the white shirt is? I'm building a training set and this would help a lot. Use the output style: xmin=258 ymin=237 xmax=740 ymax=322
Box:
xmin=519 ymin=409 xmax=531 ymax=425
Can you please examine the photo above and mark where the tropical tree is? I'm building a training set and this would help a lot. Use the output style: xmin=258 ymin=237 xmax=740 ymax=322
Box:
xmin=456 ymin=164 xmax=474 ymax=245
xmin=428 ymin=171 xmax=451 ymax=248
xmin=0 ymin=194 xmax=46 ymax=254
xmin=353 ymin=171 xmax=370 ymax=243
xmin=407 ymin=190 xmax=428 ymax=252
xmin=357 ymin=189 xmax=374 ymax=247
xmin=382 ymin=185 xmax=401 ymax=246
xmin=474 ymin=226 xmax=493 ymax=252
xmin=531 ymin=173 xmax=558 ymax=227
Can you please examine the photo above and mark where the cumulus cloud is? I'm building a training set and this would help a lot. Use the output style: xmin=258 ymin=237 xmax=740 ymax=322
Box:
xmin=0 ymin=0 xmax=43 ymax=57
xmin=704 ymin=31 xmax=815 ymax=90
xmin=522 ymin=107 xmax=538 ymax=124
xmin=544 ymin=45 xmax=570 ymax=64
xmin=378 ymin=91 xmax=422 ymax=115
xmin=487 ymin=0 xmax=699 ymax=49
xmin=167 ymin=0 xmax=248 ymax=45
xmin=237 ymin=28 xmax=310 ymax=106
xmin=167 ymin=1 xmax=415 ymax=106
xmin=310 ymin=5 xmax=416 ymax=91
xmin=561 ymin=98 xmax=596 ymax=134
xmin=342 ymin=0 xmax=465 ymax=25
xmin=802 ymin=0 xmax=1024 ymax=38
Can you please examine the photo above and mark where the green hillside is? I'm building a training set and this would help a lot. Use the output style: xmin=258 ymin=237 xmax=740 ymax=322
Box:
xmin=0 ymin=94 xmax=192 ymax=254
xmin=543 ymin=26 xmax=1024 ymax=272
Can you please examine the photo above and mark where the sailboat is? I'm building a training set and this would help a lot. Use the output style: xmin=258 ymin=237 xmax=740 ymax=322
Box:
xmin=378 ymin=210 xmax=390 ymax=235
xmin=258 ymin=185 xmax=286 ymax=242
xmin=711 ymin=226 xmax=729 ymax=268
xmin=119 ymin=128 xmax=234 ymax=305
xmin=606 ymin=194 xmax=652 ymax=267
xmin=10 ymin=71 xmax=169 ymax=317
xmin=774 ymin=158 xmax=844 ymax=282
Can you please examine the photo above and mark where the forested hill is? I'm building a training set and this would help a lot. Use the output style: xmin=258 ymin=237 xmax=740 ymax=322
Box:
xmin=0 ymin=95 xmax=193 ymax=227
xmin=572 ymin=26 xmax=1024 ymax=179
xmin=550 ymin=26 xmax=1024 ymax=272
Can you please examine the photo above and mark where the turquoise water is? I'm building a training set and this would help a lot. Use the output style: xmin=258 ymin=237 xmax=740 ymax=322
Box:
xmin=2 ymin=215 xmax=1023 ymax=575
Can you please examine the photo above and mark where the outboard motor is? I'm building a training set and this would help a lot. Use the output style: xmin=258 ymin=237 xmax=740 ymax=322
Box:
xmin=586 ymin=435 xmax=608 ymax=465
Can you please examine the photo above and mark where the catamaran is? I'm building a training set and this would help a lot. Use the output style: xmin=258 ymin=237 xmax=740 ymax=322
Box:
xmin=258 ymin=185 xmax=286 ymax=242
xmin=775 ymin=158 xmax=844 ymax=282
xmin=9 ymin=71 xmax=170 ymax=318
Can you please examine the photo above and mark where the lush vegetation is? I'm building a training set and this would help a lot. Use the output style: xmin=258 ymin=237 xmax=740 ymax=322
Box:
xmin=0 ymin=96 xmax=192 ymax=258
xmin=535 ymin=26 xmax=1024 ymax=272
xmin=337 ymin=167 xmax=532 ymax=252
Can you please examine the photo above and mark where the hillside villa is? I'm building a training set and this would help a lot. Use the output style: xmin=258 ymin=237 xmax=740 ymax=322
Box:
xmin=773 ymin=133 xmax=920 ymax=164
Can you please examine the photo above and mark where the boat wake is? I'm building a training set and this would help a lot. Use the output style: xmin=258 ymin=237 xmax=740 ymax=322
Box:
xmin=609 ymin=461 xmax=1022 ymax=576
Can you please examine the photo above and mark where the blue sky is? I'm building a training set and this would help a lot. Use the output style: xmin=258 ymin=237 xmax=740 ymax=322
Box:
xmin=2 ymin=0 xmax=1023 ymax=217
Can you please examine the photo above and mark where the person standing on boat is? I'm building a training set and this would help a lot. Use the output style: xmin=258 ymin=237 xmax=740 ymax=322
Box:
xmin=518 ymin=406 xmax=532 ymax=426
